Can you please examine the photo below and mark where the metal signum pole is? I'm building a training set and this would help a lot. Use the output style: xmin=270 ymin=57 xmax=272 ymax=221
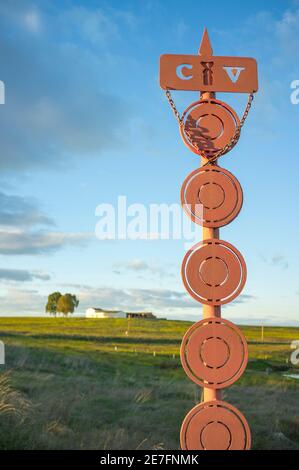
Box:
xmin=159 ymin=28 xmax=258 ymax=450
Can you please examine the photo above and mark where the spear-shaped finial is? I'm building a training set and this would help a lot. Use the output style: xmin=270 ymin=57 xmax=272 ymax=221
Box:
xmin=199 ymin=27 xmax=213 ymax=56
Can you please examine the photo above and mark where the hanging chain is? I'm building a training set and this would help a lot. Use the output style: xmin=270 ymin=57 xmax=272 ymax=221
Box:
xmin=165 ymin=89 xmax=254 ymax=165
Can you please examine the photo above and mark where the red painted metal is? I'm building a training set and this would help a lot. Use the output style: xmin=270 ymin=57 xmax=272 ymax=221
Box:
xmin=159 ymin=27 xmax=258 ymax=93
xmin=181 ymin=239 xmax=247 ymax=305
xmin=181 ymin=164 xmax=243 ymax=227
xmin=180 ymin=317 xmax=248 ymax=389
xmin=180 ymin=400 xmax=251 ymax=450
xmin=159 ymin=27 xmax=257 ymax=451
xmin=160 ymin=54 xmax=258 ymax=93
xmin=180 ymin=98 xmax=240 ymax=157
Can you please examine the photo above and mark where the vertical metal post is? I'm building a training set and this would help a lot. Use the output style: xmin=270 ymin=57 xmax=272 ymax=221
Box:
xmin=201 ymin=90 xmax=221 ymax=402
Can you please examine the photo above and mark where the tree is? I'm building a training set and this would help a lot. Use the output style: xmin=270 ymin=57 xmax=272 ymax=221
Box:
xmin=45 ymin=292 xmax=62 ymax=316
xmin=67 ymin=293 xmax=79 ymax=310
xmin=56 ymin=293 xmax=79 ymax=316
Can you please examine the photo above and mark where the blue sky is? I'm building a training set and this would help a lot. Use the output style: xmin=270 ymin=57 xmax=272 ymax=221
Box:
xmin=0 ymin=0 xmax=299 ymax=325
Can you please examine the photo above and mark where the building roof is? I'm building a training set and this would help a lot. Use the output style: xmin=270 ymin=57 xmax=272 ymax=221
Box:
xmin=89 ymin=307 xmax=123 ymax=314
xmin=87 ymin=308 xmax=155 ymax=317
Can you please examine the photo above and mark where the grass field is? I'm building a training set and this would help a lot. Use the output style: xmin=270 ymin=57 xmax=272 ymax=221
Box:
xmin=0 ymin=317 xmax=298 ymax=450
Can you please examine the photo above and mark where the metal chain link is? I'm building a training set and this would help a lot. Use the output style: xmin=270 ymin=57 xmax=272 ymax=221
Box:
xmin=165 ymin=89 xmax=254 ymax=165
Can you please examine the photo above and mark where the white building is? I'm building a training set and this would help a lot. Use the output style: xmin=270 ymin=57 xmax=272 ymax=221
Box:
xmin=85 ymin=307 xmax=156 ymax=320
xmin=85 ymin=307 xmax=126 ymax=319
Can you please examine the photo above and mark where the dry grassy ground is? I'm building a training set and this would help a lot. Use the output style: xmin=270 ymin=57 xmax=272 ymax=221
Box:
xmin=0 ymin=317 xmax=298 ymax=450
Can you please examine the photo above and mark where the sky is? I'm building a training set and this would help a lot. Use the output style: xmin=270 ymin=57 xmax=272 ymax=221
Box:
xmin=0 ymin=0 xmax=299 ymax=325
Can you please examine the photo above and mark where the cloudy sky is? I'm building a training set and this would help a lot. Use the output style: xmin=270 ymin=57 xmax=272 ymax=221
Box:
xmin=1 ymin=0 xmax=299 ymax=325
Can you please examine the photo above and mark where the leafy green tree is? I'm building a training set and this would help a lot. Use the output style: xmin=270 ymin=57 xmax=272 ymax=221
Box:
xmin=57 ymin=293 xmax=79 ymax=316
xmin=45 ymin=292 xmax=62 ymax=316
xmin=67 ymin=293 xmax=79 ymax=310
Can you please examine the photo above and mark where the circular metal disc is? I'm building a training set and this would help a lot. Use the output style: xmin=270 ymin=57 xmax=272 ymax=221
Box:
xmin=180 ymin=99 xmax=240 ymax=157
xmin=180 ymin=400 xmax=251 ymax=450
xmin=181 ymin=165 xmax=243 ymax=228
xmin=181 ymin=239 xmax=247 ymax=305
xmin=180 ymin=317 xmax=248 ymax=389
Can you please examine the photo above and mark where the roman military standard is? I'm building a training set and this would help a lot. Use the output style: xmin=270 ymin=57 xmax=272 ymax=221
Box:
xmin=159 ymin=28 xmax=258 ymax=450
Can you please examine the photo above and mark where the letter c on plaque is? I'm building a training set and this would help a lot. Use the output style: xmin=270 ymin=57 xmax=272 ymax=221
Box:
xmin=176 ymin=64 xmax=193 ymax=80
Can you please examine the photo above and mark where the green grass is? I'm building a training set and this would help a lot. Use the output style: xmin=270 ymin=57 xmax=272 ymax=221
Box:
xmin=0 ymin=317 xmax=298 ymax=450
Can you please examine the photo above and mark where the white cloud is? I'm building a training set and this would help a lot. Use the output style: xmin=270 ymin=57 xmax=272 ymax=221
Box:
xmin=0 ymin=284 xmax=195 ymax=316
xmin=0 ymin=191 xmax=54 ymax=228
xmin=0 ymin=229 xmax=91 ymax=255
xmin=0 ymin=287 xmax=45 ymax=314
xmin=0 ymin=2 xmax=134 ymax=174
xmin=23 ymin=10 xmax=41 ymax=33
xmin=0 ymin=190 xmax=91 ymax=255
xmin=120 ymin=259 xmax=149 ymax=271
xmin=0 ymin=283 xmax=257 ymax=321
xmin=259 ymin=254 xmax=289 ymax=270
xmin=113 ymin=259 xmax=175 ymax=278
xmin=47 ymin=285 xmax=195 ymax=313
xmin=0 ymin=268 xmax=50 ymax=282
xmin=58 ymin=6 xmax=119 ymax=45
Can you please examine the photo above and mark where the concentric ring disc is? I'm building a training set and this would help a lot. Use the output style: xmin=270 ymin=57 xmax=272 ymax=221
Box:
xmin=180 ymin=317 xmax=248 ymax=389
xmin=180 ymin=400 xmax=251 ymax=450
xmin=179 ymin=99 xmax=240 ymax=157
xmin=181 ymin=239 xmax=247 ymax=305
xmin=181 ymin=165 xmax=243 ymax=227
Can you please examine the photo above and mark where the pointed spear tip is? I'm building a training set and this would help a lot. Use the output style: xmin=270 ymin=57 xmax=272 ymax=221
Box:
xmin=199 ymin=27 xmax=213 ymax=55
